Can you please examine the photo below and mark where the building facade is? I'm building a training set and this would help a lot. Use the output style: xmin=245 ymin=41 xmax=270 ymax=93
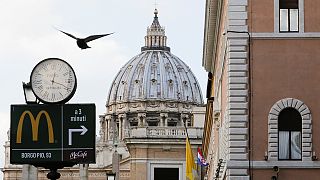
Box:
xmin=2 ymin=9 xmax=205 ymax=180
xmin=202 ymin=0 xmax=320 ymax=179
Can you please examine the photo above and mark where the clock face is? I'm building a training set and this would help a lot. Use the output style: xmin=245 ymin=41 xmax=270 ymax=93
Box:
xmin=30 ymin=58 xmax=77 ymax=104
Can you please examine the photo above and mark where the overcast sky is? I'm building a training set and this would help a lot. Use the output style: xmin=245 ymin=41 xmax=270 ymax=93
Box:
xmin=0 ymin=0 xmax=206 ymax=177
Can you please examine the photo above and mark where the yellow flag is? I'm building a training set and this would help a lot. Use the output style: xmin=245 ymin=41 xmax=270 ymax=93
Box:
xmin=186 ymin=137 xmax=197 ymax=180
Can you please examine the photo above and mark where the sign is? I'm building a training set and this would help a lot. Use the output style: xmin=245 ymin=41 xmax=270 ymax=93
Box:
xmin=10 ymin=104 xmax=95 ymax=164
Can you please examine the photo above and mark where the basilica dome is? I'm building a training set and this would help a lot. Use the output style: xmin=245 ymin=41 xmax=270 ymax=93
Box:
xmin=106 ymin=9 xmax=203 ymax=110
xmin=96 ymin=9 xmax=205 ymax=169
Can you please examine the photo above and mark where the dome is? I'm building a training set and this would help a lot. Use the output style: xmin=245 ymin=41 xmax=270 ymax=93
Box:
xmin=106 ymin=9 xmax=203 ymax=110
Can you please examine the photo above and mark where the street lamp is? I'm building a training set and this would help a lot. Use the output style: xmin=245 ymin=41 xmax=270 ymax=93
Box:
xmin=106 ymin=172 xmax=116 ymax=180
xmin=22 ymin=82 xmax=39 ymax=179
xmin=22 ymin=82 xmax=38 ymax=104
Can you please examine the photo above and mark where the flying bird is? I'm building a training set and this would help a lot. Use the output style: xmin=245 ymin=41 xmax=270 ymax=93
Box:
xmin=57 ymin=29 xmax=114 ymax=49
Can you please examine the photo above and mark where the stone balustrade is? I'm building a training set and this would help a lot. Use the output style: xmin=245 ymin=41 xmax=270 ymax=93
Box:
xmin=124 ymin=127 xmax=203 ymax=139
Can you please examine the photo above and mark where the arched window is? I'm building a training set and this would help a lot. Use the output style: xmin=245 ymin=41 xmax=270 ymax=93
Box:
xmin=278 ymin=108 xmax=302 ymax=160
xmin=268 ymin=98 xmax=312 ymax=161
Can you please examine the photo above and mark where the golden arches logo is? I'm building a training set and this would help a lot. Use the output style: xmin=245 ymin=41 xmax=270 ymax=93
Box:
xmin=16 ymin=110 xmax=54 ymax=144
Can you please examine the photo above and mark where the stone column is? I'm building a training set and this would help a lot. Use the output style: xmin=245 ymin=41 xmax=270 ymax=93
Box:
xmin=138 ymin=113 xmax=146 ymax=126
xmin=145 ymin=36 xmax=147 ymax=46
xmin=119 ymin=118 xmax=122 ymax=140
xmin=181 ymin=113 xmax=189 ymax=127
xmin=148 ymin=36 xmax=151 ymax=47
xmin=22 ymin=165 xmax=38 ymax=180
xmin=99 ymin=115 xmax=106 ymax=142
xmin=159 ymin=36 xmax=163 ymax=46
xmin=113 ymin=115 xmax=119 ymax=144
xmin=112 ymin=149 xmax=120 ymax=180
xmin=106 ymin=115 xmax=112 ymax=141
xmin=4 ymin=130 xmax=10 ymax=168
xmin=106 ymin=118 xmax=109 ymax=141
xmin=79 ymin=164 xmax=88 ymax=180
xmin=119 ymin=114 xmax=127 ymax=140
xmin=160 ymin=113 xmax=168 ymax=127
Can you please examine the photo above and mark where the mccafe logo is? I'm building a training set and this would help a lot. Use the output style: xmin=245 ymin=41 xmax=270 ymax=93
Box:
xmin=16 ymin=110 xmax=54 ymax=144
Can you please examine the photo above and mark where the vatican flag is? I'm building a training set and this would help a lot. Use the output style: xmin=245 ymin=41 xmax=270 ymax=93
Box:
xmin=186 ymin=137 xmax=198 ymax=180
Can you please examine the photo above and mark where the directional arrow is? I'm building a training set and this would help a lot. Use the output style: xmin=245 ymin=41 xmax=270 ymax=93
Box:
xmin=68 ymin=125 xmax=88 ymax=146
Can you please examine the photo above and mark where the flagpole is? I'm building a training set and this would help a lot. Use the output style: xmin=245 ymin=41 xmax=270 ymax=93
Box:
xmin=182 ymin=117 xmax=199 ymax=180
xmin=199 ymin=163 xmax=202 ymax=180
xmin=197 ymin=147 xmax=202 ymax=180
xmin=183 ymin=116 xmax=190 ymax=139
xmin=184 ymin=116 xmax=192 ymax=180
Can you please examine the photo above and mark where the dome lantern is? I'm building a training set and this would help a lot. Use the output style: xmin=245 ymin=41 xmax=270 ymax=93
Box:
xmin=141 ymin=9 xmax=170 ymax=52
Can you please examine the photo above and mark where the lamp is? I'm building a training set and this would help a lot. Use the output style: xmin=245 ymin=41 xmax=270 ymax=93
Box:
xmin=22 ymin=82 xmax=38 ymax=104
xmin=264 ymin=151 xmax=268 ymax=161
xmin=312 ymin=151 xmax=318 ymax=161
xmin=106 ymin=172 xmax=116 ymax=180
xmin=271 ymin=166 xmax=279 ymax=180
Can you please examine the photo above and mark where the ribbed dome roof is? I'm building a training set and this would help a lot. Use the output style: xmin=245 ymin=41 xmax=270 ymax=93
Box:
xmin=106 ymin=9 xmax=203 ymax=107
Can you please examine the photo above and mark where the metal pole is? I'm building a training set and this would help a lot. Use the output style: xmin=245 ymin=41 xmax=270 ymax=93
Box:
xmin=112 ymin=114 xmax=120 ymax=180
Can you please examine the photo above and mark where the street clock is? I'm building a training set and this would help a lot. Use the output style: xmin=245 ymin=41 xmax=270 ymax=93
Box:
xmin=30 ymin=58 xmax=77 ymax=104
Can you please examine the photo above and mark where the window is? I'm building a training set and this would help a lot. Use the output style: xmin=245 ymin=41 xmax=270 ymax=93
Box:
xmin=130 ymin=121 xmax=138 ymax=127
xmin=150 ymin=163 xmax=183 ymax=180
xmin=279 ymin=0 xmax=299 ymax=32
xmin=167 ymin=120 xmax=177 ymax=127
xmin=154 ymin=168 xmax=179 ymax=180
xmin=268 ymin=98 xmax=312 ymax=161
xmin=148 ymin=120 xmax=159 ymax=126
xmin=278 ymin=108 xmax=302 ymax=160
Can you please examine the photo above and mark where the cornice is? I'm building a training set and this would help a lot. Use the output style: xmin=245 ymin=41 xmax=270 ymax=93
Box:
xmin=202 ymin=0 xmax=222 ymax=73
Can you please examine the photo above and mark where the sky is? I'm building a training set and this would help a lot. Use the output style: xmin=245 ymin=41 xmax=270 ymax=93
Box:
xmin=0 ymin=0 xmax=206 ymax=177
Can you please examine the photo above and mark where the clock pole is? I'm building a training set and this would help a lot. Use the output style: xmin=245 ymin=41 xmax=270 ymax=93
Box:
xmin=47 ymin=169 xmax=61 ymax=180
xmin=14 ymin=58 xmax=95 ymax=180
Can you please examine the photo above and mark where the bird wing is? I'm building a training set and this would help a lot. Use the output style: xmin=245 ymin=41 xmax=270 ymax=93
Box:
xmin=58 ymin=29 xmax=78 ymax=40
xmin=84 ymin=32 xmax=114 ymax=43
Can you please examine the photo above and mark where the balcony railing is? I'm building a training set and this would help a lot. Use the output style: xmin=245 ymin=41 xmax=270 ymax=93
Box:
xmin=124 ymin=127 xmax=203 ymax=139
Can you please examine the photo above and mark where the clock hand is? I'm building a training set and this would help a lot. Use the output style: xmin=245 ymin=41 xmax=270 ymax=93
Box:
xmin=52 ymin=81 xmax=70 ymax=90
xmin=51 ymin=73 xmax=56 ymax=85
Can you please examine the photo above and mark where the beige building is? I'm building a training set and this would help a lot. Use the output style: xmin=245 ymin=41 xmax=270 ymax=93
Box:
xmin=2 ymin=9 xmax=205 ymax=180
xmin=202 ymin=0 xmax=320 ymax=179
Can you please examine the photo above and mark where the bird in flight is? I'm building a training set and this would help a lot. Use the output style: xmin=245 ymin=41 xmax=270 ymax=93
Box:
xmin=57 ymin=29 xmax=114 ymax=49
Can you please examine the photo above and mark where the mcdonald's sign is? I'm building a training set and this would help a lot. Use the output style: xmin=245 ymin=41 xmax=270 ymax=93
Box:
xmin=10 ymin=104 xmax=96 ymax=164
xmin=16 ymin=110 xmax=54 ymax=144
